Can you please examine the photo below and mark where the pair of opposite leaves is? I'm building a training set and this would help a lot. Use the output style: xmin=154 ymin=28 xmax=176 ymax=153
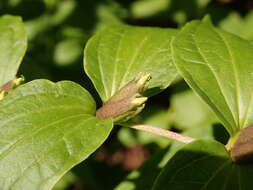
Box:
xmin=1 ymin=14 xmax=253 ymax=189
xmin=0 ymin=16 xmax=179 ymax=189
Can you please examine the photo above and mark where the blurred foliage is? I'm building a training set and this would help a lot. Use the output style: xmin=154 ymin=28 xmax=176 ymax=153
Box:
xmin=1 ymin=0 xmax=253 ymax=189
xmin=118 ymin=106 xmax=173 ymax=148
xmin=169 ymin=80 xmax=218 ymax=130
xmin=219 ymin=10 xmax=253 ymax=39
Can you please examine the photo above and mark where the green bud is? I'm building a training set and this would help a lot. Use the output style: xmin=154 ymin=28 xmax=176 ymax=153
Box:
xmin=96 ymin=73 xmax=150 ymax=123
xmin=106 ymin=72 xmax=151 ymax=104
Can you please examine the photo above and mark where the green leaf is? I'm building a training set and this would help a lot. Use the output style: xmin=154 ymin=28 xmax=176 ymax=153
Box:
xmin=84 ymin=24 xmax=178 ymax=102
xmin=171 ymin=20 xmax=253 ymax=136
xmin=160 ymin=123 xmax=229 ymax=166
xmin=0 ymin=80 xmax=113 ymax=190
xmin=152 ymin=140 xmax=253 ymax=190
xmin=0 ymin=15 xmax=27 ymax=87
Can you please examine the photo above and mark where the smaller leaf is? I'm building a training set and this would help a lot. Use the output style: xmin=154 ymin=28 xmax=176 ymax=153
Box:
xmin=84 ymin=24 xmax=178 ymax=102
xmin=0 ymin=15 xmax=27 ymax=87
xmin=116 ymin=124 xmax=228 ymax=190
xmin=152 ymin=140 xmax=253 ymax=190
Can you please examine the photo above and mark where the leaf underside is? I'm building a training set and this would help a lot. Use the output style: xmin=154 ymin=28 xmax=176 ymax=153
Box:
xmin=171 ymin=20 xmax=253 ymax=136
xmin=152 ymin=140 xmax=253 ymax=190
xmin=84 ymin=24 xmax=178 ymax=102
xmin=0 ymin=15 xmax=27 ymax=87
xmin=0 ymin=80 xmax=113 ymax=190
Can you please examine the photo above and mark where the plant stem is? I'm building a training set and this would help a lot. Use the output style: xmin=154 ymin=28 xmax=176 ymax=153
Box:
xmin=129 ymin=124 xmax=195 ymax=143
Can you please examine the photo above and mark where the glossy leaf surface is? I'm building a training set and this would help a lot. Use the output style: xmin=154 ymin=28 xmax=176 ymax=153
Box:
xmin=0 ymin=80 xmax=113 ymax=190
xmin=172 ymin=20 xmax=253 ymax=135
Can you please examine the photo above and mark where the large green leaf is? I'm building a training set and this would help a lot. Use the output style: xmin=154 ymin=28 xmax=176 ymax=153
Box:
xmin=152 ymin=140 xmax=253 ymax=190
xmin=171 ymin=20 xmax=253 ymax=136
xmin=84 ymin=24 xmax=177 ymax=102
xmin=0 ymin=15 xmax=27 ymax=87
xmin=0 ymin=80 xmax=113 ymax=190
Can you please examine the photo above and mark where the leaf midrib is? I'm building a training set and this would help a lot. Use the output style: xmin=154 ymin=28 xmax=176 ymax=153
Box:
xmin=111 ymin=28 xmax=127 ymax=97
xmin=192 ymin=29 xmax=238 ymax=133
xmin=212 ymin=28 xmax=241 ymax=128
xmin=119 ymin=35 xmax=149 ymax=88
xmin=238 ymin=41 xmax=253 ymax=128
xmin=169 ymin=155 xmax=213 ymax=183
xmin=200 ymin=160 xmax=230 ymax=190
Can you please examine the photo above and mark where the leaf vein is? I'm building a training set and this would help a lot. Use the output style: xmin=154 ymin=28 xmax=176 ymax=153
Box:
xmin=213 ymin=28 xmax=241 ymax=128
xmin=0 ymin=113 xmax=87 ymax=161
xmin=192 ymin=33 xmax=237 ymax=133
xmin=200 ymin=160 xmax=230 ymax=190
xmin=10 ymin=116 xmax=95 ymax=188
xmin=119 ymin=36 xmax=149 ymax=87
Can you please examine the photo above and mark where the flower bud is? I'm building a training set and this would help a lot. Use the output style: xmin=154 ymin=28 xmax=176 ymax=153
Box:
xmin=96 ymin=73 xmax=151 ymax=123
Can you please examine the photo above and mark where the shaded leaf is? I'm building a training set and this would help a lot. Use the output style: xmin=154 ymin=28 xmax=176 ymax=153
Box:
xmin=152 ymin=140 xmax=253 ymax=190
xmin=0 ymin=80 xmax=113 ymax=189
xmin=115 ymin=123 xmax=228 ymax=190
